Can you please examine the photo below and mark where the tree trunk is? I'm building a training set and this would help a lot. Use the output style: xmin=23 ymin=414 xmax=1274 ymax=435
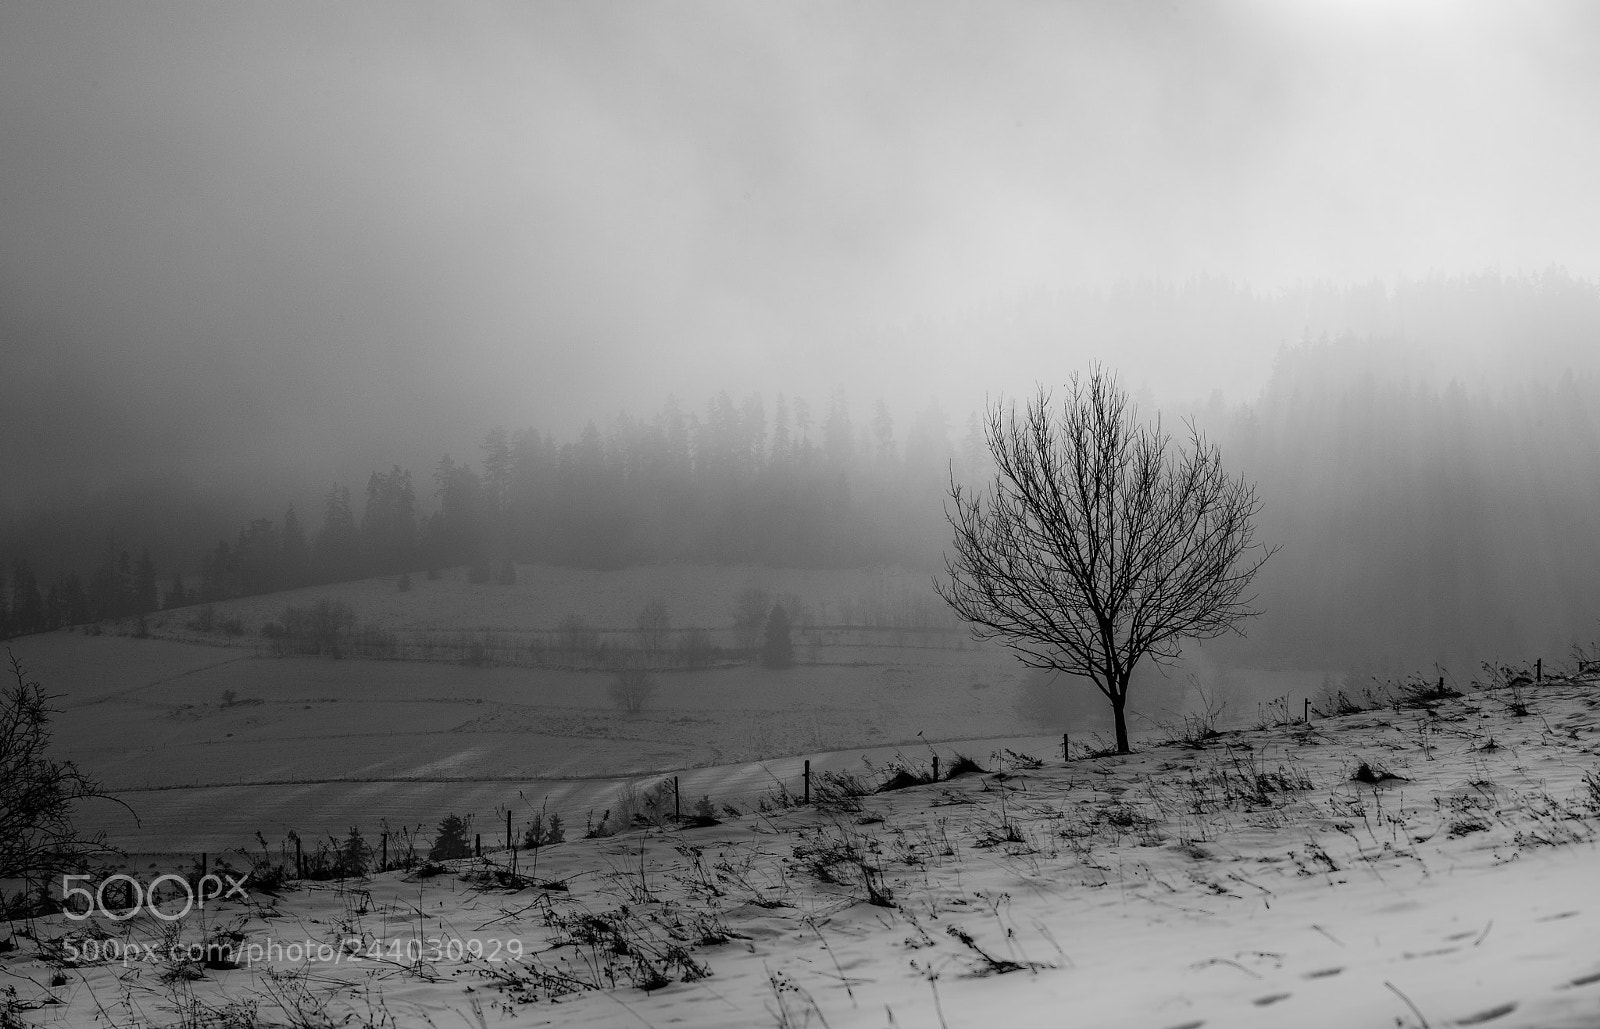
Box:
xmin=1112 ymin=690 xmax=1130 ymax=754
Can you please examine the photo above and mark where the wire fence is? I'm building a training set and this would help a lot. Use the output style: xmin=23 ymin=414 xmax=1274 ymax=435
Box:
xmin=94 ymin=732 xmax=1075 ymax=890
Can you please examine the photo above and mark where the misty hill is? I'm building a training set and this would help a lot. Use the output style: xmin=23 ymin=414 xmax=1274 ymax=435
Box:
xmin=7 ymin=273 xmax=1600 ymax=679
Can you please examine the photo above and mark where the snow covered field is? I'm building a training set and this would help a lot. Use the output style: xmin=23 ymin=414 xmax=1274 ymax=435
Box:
xmin=5 ymin=672 xmax=1597 ymax=1028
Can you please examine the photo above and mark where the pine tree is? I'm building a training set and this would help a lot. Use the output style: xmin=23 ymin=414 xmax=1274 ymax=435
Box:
xmin=281 ymin=506 xmax=310 ymax=588
xmin=164 ymin=572 xmax=188 ymax=611
xmin=315 ymin=484 xmax=360 ymax=582
xmin=132 ymin=549 xmax=158 ymax=615
xmin=10 ymin=561 xmax=44 ymax=636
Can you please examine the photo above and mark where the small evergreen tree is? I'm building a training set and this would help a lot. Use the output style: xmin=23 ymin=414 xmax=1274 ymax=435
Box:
xmin=429 ymin=813 xmax=473 ymax=860
xmin=339 ymin=825 xmax=368 ymax=876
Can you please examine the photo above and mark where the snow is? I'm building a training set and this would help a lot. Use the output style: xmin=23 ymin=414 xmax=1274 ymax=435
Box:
xmin=5 ymin=676 xmax=1597 ymax=1028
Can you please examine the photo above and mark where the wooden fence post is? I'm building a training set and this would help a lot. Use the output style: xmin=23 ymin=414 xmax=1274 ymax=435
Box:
xmin=1303 ymin=698 xmax=1310 ymax=722
xmin=295 ymin=838 xmax=303 ymax=879
xmin=506 ymin=810 xmax=512 ymax=851
xmin=475 ymin=833 xmax=481 ymax=859
xmin=932 ymin=754 xmax=939 ymax=782
xmin=1536 ymin=658 xmax=1542 ymax=682
xmin=803 ymin=759 xmax=811 ymax=805
xmin=381 ymin=833 xmax=388 ymax=873
xmin=674 ymin=776 xmax=681 ymax=822
xmin=1063 ymin=733 xmax=1070 ymax=763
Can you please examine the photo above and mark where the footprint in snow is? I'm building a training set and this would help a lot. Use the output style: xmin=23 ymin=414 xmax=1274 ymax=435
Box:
xmin=1252 ymin=993 xmax=1291 ymax=1006
xmin=1534 ymin=910 xmax=1578 ymax=922
xmin=1455 ymin=1001 xmax=1517 ymax=1024
xmin=1302 ymin=967 xmax=1343 ymax=979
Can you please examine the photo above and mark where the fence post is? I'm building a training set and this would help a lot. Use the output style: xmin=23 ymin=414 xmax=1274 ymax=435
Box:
xmin=1063 ymin=733 xmax=1070 ymax=763
xmin=295 ymin=838 xmax=303 ymax=879
xmin=932 ymin=754 xmax=939 ymax=782
xmin=200 ymin=852 xmax=206 ymax=877
xmin=475 ymin=833 xmax=481 ymax=859
xmin=1536 ymin=658 xmax=1542 ymax=682
xmin=1303 ymin=698 xmax=1310 ymax=722
xmin=381 ymin=833 xmax=388 ymax=873
xmin=803 ymin=759 xmax=811 ymax=805
xmin=506 ymin=810 xmax=512 ymax=851
xmin=674 ymin=776 xmax=681 ymax=822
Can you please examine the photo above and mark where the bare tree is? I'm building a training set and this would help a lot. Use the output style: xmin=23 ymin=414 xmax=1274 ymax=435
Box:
xmin=937 ymin=370 xmax=1275 ymax=753
xmin=2 ymin=651 xmax=123 ymax=904
xmin=608 ymin=668 xmax=658 ymax=715
xmin=636 ymin=598 xmax=672 ymax=656
xmin=730 ymin=587 xmax=770 ymax=654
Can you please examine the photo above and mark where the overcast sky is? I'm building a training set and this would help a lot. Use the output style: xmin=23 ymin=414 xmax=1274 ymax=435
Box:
xmin=4 ymin=1 xmax=1599 ymax=497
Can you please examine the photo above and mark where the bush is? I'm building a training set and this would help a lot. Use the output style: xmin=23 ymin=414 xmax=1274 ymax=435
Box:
xmin=271 ymin=599 xmax=357 ymax=657
xmin=0 ymin=652 xmax=116 ymax=899
xmin=609 ymin=668 xmax=658 ymax=714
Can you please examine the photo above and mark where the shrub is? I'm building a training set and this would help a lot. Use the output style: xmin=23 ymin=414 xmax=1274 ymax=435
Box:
xmin=609 ymin=668 xmax=658 ymax=714
xmin=272 ymin=599 xmax=357 ymax=657
xmin=875 ymin=766 xmax=934 ymax=793
xmin=943 ymin=753 xmax=987 ymax=779
xmin=0 ymin=653 xmax=116 ymax=899
xmin=813 ymin=770 xmax=871 ymax=813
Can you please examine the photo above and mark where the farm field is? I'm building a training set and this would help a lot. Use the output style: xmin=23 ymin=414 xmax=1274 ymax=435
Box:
xmin=6 ymin=614 xmax=1031 ymax=857
xmin=7 ymin=563 xmax=1335 ymax=860
xmin=2 ymin=668 xmax=1596 ymax=1028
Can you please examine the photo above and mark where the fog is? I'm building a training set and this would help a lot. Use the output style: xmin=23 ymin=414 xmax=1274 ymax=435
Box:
xmin=5 ymin=2 xmax=1600 ymax=494
xmin=5 ymin=3 xmax=1600 ymax=677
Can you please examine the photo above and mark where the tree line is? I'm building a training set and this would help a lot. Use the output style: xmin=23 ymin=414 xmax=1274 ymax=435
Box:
xmin=0 ymin=390 xmax=972 ymax=638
